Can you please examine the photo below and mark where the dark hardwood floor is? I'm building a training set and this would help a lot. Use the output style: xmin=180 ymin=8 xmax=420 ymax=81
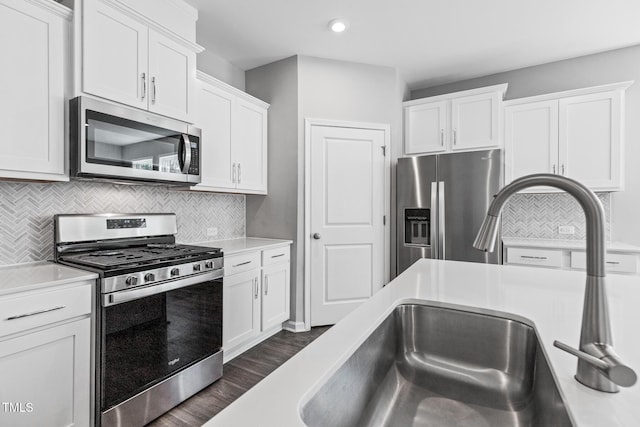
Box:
xmin=147 ymin=326 xmax=331 ymax=427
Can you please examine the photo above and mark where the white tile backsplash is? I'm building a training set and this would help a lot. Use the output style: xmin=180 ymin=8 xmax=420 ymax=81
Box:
xmin=501 ymin=192 xmax=611 ymax=240
xmin=0 ymin=181 xmax=245 ymax=265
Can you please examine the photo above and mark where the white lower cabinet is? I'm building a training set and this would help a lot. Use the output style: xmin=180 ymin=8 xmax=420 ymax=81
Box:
xmin=0 ymin=282 xmax=92 ymax=427
xmin=504 ymin=244 xmax=640 ymax=275
xmin=223 ymin=244 xmax=291 ymax=362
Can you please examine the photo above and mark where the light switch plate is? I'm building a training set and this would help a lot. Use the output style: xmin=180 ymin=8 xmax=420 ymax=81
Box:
xmin=206 ymin=227 xmax=218 ymax=237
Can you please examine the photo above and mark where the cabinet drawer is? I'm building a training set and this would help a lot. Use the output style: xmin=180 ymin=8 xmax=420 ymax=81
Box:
xmin=262 ymin=246 xmax=290 ymax=267
xmin=571 ymin=252 xmax=638 ymax=274
xmin=0 ymin=284 xmax=92 ymax=338
xmin=506 ymin=247 xmax=563 ymax=268
xmin=225 ymin=251 xmax=261 ymax=276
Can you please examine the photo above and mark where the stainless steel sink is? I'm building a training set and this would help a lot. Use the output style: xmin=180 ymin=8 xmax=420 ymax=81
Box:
xmin=301 ymin=304 xmax=574 ymax=427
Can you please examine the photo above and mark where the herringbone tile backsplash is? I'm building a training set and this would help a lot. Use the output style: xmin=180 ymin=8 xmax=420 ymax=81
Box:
xmin=0 ymin=181 xmax=245 ymax=265
xmin=502 ymin=192 xmax=611 ymax=240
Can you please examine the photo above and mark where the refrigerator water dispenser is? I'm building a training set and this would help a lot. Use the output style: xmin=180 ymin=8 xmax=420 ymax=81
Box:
xmin=404 ymin=208 xmax=430 ymax=246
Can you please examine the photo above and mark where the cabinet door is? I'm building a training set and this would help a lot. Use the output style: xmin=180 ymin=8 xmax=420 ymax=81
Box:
xmin=194 ymin=80 xmax=234 ymax=190
xmin=223 ymin=269 xmax=261 ymax=351
xmin=83 ymin=0 xmax=148 ymax=109
xmin=559 ymin=90 xmax=623 ymax=190
xmin=451 ymin=91 xmax=500 ymax=151
xmin=0 ymin=318 xmax=90 ymax=427
xmin=404 ymin=101 xmax=448 ymax=154
xmin=148 ymin=30 xmax=195 ymax=122
xmin=233 ymin=98 xmax=268 ymax=193
xmin=504 ymin=100 xmax=559 ymax=184
xmin=0 ymin=0 xmax=65 ymax=177
xmin=262 ymin=262 xmax=290 ymax=331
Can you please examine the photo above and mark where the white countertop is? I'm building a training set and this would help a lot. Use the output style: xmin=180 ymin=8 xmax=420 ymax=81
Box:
xmin=204 ymin=259 xmax=640 ymax=427
xmin=503 ymin=237 xmax=640 ymax=253
xmin=0 ymin=261 xmax=98 ymax=296
xmin=192 ymin=237 xmax=292 ymax=255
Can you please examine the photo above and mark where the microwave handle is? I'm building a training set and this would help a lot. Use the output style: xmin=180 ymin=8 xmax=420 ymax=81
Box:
xmin=179 ymin=134 xmax=192 ymax=174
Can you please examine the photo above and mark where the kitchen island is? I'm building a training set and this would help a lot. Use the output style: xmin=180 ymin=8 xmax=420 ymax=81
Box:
xmin=203 ymin=259 xmax=640 ymax=426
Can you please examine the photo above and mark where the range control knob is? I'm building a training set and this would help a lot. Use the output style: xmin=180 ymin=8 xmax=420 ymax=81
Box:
xmin=205 ymin=261 xmax=214 ymax=269
xmin=125 ymin=276 xmax=138 ymax=287
xmin=144 ymin=273 xmax=155 ymax=282
xmin=170 ymin=268 xmax=180 ymax=277
xmin=193 ymin=263 xmax=201 ymax=272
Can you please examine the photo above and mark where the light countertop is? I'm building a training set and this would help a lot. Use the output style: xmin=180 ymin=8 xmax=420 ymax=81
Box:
xmin=0 ymin=261 xmax=98 ymax=296
xmin=192 ymin=237 xmax=292 ymax=255
xmin=502 ymin=237 xmax=640 ymax=253
xmin=204 ymin=259 xmax=640 ymax=427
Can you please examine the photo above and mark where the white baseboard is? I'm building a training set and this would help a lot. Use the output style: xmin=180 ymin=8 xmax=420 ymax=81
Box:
xmin=283 ymin=320 xmax=308 ymax=333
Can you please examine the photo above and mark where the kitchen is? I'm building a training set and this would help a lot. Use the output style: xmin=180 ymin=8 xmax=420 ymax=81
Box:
xmin=1 ymin=0 xmax=639 ymax=426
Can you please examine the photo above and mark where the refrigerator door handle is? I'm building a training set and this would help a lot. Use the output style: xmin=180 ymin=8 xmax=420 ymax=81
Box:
xmin=439 ymin=181 xmax=445 ymax=259
xmin=430 ymin=181 xmax=438 ymax=259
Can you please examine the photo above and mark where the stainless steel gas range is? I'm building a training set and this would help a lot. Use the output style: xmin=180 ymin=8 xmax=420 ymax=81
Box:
xmin=53 ymin=213 xmax=223 ymax=427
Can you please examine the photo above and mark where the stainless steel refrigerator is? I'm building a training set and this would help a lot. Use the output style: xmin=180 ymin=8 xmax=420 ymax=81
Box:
xmin=396 ymin=149 xmax=502 ymax=275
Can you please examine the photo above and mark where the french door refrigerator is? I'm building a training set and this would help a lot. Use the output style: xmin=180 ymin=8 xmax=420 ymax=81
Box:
xmin=396 ymin=149 xmax=502 ymax=275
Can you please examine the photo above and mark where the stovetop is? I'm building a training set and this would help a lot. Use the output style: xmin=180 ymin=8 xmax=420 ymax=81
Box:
xmin=59 ymin=243 xmax=221 ymax=271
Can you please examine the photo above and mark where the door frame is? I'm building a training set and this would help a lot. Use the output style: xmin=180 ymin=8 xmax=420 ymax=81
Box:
xmin=303 ymin=118 xmax=391 ymax=330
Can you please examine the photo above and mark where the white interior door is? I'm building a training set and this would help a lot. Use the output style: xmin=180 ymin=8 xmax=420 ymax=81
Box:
xmin=309 ymin=125 xmax=386 ymax=326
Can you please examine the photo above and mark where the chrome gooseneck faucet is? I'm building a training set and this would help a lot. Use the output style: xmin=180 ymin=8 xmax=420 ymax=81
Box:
xmin=473 ymin=173 xmax=637 ymax=392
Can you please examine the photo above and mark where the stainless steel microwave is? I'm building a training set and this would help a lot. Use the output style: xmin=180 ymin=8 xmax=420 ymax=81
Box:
xmin=70 ymin=97 xmax=201 ymax=185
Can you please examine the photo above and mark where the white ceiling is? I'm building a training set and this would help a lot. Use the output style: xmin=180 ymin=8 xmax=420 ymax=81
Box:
xmin=184 ymin=0 xmax=640 ymax=90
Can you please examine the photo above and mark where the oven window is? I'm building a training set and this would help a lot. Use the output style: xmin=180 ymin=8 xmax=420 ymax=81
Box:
xmin=86 ymin=110 xmax=186 ymax=172
xmin=101 ymin=279 xmax=222 ymax=410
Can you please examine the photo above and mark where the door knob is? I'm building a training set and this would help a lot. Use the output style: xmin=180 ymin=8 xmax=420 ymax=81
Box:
xmin=313 ymin=233 xmax=321 ymax=240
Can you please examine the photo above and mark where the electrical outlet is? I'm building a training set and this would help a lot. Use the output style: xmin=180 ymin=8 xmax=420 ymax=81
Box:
xmin=206 ymin=227 xmax=218 ymax=238
xmin=558 ymin=225 xmax=575 ymax=235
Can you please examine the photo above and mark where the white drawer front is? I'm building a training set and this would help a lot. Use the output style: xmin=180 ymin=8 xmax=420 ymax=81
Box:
xmin=224 ymin=251 xmax=261 ymax=276
xmin=506 ymin=247 xmax=563 ymax=268
xmin=0 ymin=284 xmax=92 ymax=338
xmin=262 ymin=246 xmax=290 ymax=267
xmin=571 ymin=252 xmax=638 ymax=274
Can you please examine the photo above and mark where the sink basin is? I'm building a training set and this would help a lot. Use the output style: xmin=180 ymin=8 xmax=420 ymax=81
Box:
xmin=301 ymin=304 xmax=574 ymax=427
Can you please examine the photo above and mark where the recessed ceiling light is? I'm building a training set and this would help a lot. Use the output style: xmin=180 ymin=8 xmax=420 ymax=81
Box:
xmin=328 ymin=19 xmax=348 ymax=33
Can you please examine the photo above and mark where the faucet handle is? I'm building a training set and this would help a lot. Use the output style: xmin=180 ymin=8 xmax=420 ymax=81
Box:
xmin=554 ymin=340 xmax=637 ymax=387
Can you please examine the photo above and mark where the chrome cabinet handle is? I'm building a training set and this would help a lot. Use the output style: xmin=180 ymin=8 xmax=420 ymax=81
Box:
xmin=553 ymin=164 xmax=556 ymax=174
xmin=440 ymin=129 xmax=444 ymax=145
xmin=453 ymin=129 xmax=457 ymax=145
xmin=271 ymin=254 xmax=285 ymax=258
xmin=232 ymin=163 xmax=237 ymax=183
xmin=238 ymin=163 xmax=242 ymax=184
xmin=562 ymin=164 xmax=565 ymax=175
xmin=264 ymin=275 xmax=269 ymax=295
xmin=151 ymin=76 xmax=156 ymax=104
xmin=521 ymin=255 xmax=547 ymax=260
xmin=6 ymin=306 xmax=66 ymax=320
xmin=313 ymin=233 xmax=321 ymax=240
xmin=607 ymin=261 xmax=621 ymax=265
xmin=254 ymin=278 xmax=258 ymax=299
xmin=141 ymin=73 xmax=146 ymax=100
xmin=233 ymin=260 xmax=252 ymax=267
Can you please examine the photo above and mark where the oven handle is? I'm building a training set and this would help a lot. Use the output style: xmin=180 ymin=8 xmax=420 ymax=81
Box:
xmin=103 ymin=269 xmax=222 ymax=307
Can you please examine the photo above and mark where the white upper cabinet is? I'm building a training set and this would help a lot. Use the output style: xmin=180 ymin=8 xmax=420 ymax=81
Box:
xmin=404 ymin=84 xmax=507 ymax=155
xmin=81 ymin=0 xmax=200 ymax=122
xmin=0 ymin=0 xmax=70 ymax=181
xmin=193 ymin=72 xmax=269 ymax=195
xmin=504 ymin=82 xmax=631 ymax=191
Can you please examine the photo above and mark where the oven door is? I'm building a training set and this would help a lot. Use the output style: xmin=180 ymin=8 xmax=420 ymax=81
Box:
xmin=100 ymin=272 xmax=222 ymax=411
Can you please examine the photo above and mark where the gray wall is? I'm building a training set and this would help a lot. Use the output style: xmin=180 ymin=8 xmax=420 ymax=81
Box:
xmin=246 ymin=55 xmax=404 ymax=325
xmin=245 ymin=56 xmax=300 ymax=321
xmin=197 ymin=49 xmax=246 ymax=90
xmin=412 ymin=44 xmax=640 ymax=245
